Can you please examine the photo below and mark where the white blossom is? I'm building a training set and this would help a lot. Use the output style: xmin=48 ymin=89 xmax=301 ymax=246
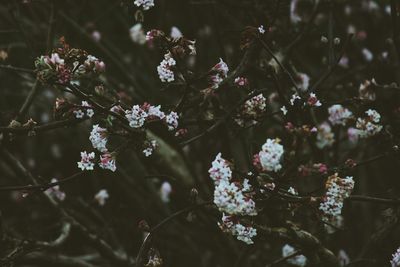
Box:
xmin=319 ymin=174 xmax=354 ymax=221
xmin=125 ymin=105 xmax=148 ymax=128
xmin=235 ymin=94 xmax=267 ymax=126
xmin=258 ymin=138 xmax=284 ymax=172
xmin=316 ymin=122 xmax=335 ymax=149
xmin=77 ymin=151 xmax=96 ymax=171
xmin=160 ymin=181 xmax=172 ymax=203
xmin=89 ymin=124 xmax=108 ymax=152
xmin=165 ymin=111 xmax=179 ymax=131
xmin=157 ymin=53 xmax=176 ymax=83
xmin=213 ymin=179 xmax=257 ymax=216
xmin=218 ymin=214 xmax=257 ymax=244
xmin=74 ymin=101 xmax=94 ymax=119
xmin=258 ymin=25 xmax=265 ymax=34
xmin=290 ymin=93 xmax=301 ymax=105
xmin=134 ymin=0 xmax=155 ymax=10
xmin=170 ymin=26 xmax=183 ymax=39
xmin=282 ymin=244 xmax=307 ymax=266
xmin=129 ymin=23 xmax=146 ymax=45
xmin=45 ymin=178 xmax=66 ymax=201
xmin=391 ymin=247 xmax=400 ymax=267
xmin=99 ymin=153 xmax=116 ymax=172
xmin=280 ymin=105 xmax=288 ymax=115
xmin=208 ymin=153 xmax=232 ymax=184
xmin=209 ymin=58 xmax=229 ymax=89
xmin=328 ymin=104 xmax=353 ymax=126
xmin=143 ymin=140 xmax=157 ymax=157
xmin=94 ymin=189 xmax=109 ymax=206
xmin=307 ymin=93 xmax=322 ymax=107
xmin=356 ymin=109 xmax=383 ymax=138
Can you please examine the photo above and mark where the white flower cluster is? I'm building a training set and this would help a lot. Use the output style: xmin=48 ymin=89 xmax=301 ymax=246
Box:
xmin=73 ymin=101 xmax=94 ymax=119
xmin=235 ymin=94 xmax=267 ymax=126
xmin=83 ymin=55 xmax=105 ymax=73
xmin=99 ymin=152 xmax=117 ymax=172
xmin=45 ymin=178 xmax=66 ymax=201
xmin=208 ymin=153 xmax=232 ymax=184
xmin=328 ymin=104 xmax=353 ymax=126
xmin=94 ymin=189 xmax=109 ymax=206
xmin=143 ymin=140 xmax=157 ymax=157
xmin=218 ymin=214 xmax=257 ymax=244
xmin=319 ymin=174 xmax=354 ymax=220
xmin=209 ymin=58 xmax=229 ymax=89
xmin=89 ymin=124 xmax=108 ymax=152
xmin=290 ymin=93 xmax=301 ymax=105
xmin=359 ymin=79 xmax=376 ymax=101
xmin=209 ymin=154 xmax=257 ymax=244
xmin=258 ymin=25 xmax=265 ymax=34
xmin=134 ymin=0 xmax=155 ymax=10
xmin=356 ymin=109 xmax=383 ymax=138
xmin=165 ymin=111 xmax=179 ymax=131
xmin=391 ymin=247 xmax=400 ymax=267
xmin=282 ymin=244 xmax=307 ymax=267
xmin=125 ymin=105 xmax=148 ymax=128
xmin=258 ymin=139 xmax=284 ymax=172
xmin=157 ymin=53 xmax=176 ymax=83
xmin=125 ymin=104 xmax=179 ymax=131
xmin=316 ymin=122 xmax=335 ymax=149
xmin=214 ymin=178 xmax=257 ymax=216
xmin=77 ymin=151 xmax=96 ymax=171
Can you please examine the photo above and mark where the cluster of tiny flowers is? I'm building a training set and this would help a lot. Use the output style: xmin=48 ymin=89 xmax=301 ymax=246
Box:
xmin=125 ymin=104 xmax=179 ymax=131
xmin=235 ymin=94 xmax=267 ymax=126
xmin=391 ymin=247 xmax=400 ymax=267
xmin=125 ymin=105 xmax=148 ymax=128
xmin=94 ymin=189 xmax=109 ymax=206
xmin=209 ymin=154 xmax=257 ymax=244
xmin=258 ymin=25 xmax=265 ymax=34
xmin=134 ymin=0 xmax=155 ymax=10
xmin=319 ymin=174 xmax=355 ymax=221
xmin=282 ymin=244 xmax=307 ymax=267
xmin=306 ymin=93 xmax=322 ymax=107
xmin=35 ymin=47 xmax=105 ymax=84
xmin=208 ymin=58 xmax=229 ymax=89
xmin=157 ymin=53 xmax=176 ymax=83
xmin=214 ymin=178 xmax=257 ymax=216
xmin=316 ymin=122 xmax=335 ymax=149
xmin=218 ymin=214 xmax=257 ymax=244
xmin=45 ymin=178 xmax=66 ymax=201
xmin=99 ymin=152 xmax=117 ymax=172
xmin=143 ymin=140 xmax=157 ymax=157
xmin=77 ymin=151 xmax=96 ymax=171
xmin=73 ymin=101 xmax=94 ymax=119
xmin=165 ymin=111 xmax=179 ymax=131
xmin=89 ymin=124 xmax=108 ymax=152
xmin=257 ymin=138 xmax=284 ymax=172
xmin=208 ymin=153 xmax=232 ymax=184
xmin=328 ymin=104 xmax=353 ymax=126
xmin=355 ymin=109 xmax=383 ymax=138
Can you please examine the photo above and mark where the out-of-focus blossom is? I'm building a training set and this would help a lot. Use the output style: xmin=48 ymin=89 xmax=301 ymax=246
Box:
xmin=45 ymin=178 xmax=66 ymax=201
xmin=130 ymin=23 xmax=146 ymax=45
xmin=338 ymin=250 xmax=350 ymax=266
xmin=282 ymin=244 xmax=307 ymax=266
xmin=290 ymin=0 xmax=302 ymax=24
xmin=94 ymin=189 xmax=109 ymax=206
xmin=328 ymin=104 xmax=353 ymax=126
xmin=170 ymin=26 xmax=183 ymax=39
xmin=359 ymin=79 xmax=376 ymax=101
xmin=316 ymin=122 xmax=335 ymax=149
xmin=159 ymin=181 xmax=172 ymax=203
xmin=362 ymin=48 xmax=374 ymax=62
xmin=296 ymin=73 xmax=310 ymax=92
